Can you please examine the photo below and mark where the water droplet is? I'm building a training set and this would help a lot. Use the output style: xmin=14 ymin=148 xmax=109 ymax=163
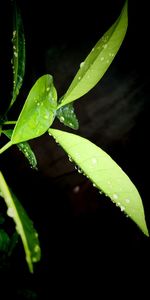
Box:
xmin=103 ymin=44 xmax=108 ymax=49
xmin=46 ymin=87 xmax=50 ymax=92
xmin=125 ymin=198 xmax=130 ymax=203
xmin=68 ymin=155 xmax=73 ymax=162
xmin=78 ymin=76 xmax=81 ymax=80
xmin=113 ymin=193 xmax=118 ymax=200
xmin=106 ymin=59 xmax=109 ymax=64
xmin=37 ymin=102 xmax=40 ymax=106
xmin=120 ymin=205 xmax=125 ymax=211
xmin=44 ymin=115 xmax=49 ymax=119
xmin=13 ymin=30 xmax=16 ymax=37
xmin=75 ymin=166 xmax=82 ymax=173
xmin=92 ymin=47 xmax=95 ymax=52
xmin=69 ymin=122 xmax=73 ymax=127
xmin=34 ymin=245 xmax=40 ymax=253
xmin=35 ymin=232 xmax=38 ymax=238
xmin=73 ymin=186 xmax=80 ymax=193
xmin=32 ymin=256 xmax=38 ymax=262
xmin=93 ymin=183 xmax=96 ymax=187
xmin=99 ymin=190 xmax=103 ymax=194
xmin=80 ymin=61 xmax=85 ymax=68
xmin=60 ymin=116 xmax=65 ymax=122
xmin=14 ymin=51 xmax=18 ymax=58
xmin=91 ymin=157 xmax=97 ymax=165
xmin=7 ymin=207 xmax=14 ymax=218
xmin=101 ymin=57 xmax=104 ymax=61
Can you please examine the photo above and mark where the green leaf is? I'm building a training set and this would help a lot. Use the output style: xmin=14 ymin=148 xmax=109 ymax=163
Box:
xmin=9 ymin=3 xmax=25 ymax=109
xmin=58 ymin=0 xmax=128 ymax=108
xmin=3 ymin=129 xmax=38 ymax=170
xmin=56 ymin=103 xmax=79 ymax=130
xmin=49 ymin=128 xmax=149 ymax=237
xmin=0 ymin=171 xmax=41 ymax=272
xmin=11 ymin=74 xmax=57 ymax=143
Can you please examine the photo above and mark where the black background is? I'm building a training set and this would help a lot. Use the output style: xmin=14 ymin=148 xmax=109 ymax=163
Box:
xmin=0 ymin=0 xmax=150 ymax=299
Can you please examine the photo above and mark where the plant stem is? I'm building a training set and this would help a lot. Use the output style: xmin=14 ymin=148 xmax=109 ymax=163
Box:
xmin=3 ymin=121 xmax=16 ymax=125
xmin=0 ymin=141 xmax=13 ymax=154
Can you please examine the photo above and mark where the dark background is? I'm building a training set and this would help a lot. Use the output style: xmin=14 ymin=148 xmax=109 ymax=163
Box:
xmin=0 ymin=0 xmax=150 ymax=298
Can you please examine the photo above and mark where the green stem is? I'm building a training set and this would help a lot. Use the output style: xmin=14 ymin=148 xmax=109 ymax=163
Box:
xmin=3 ymin=121 xmax=16 ymax=125
xmin=0 ymin=141 xmax=13 ymax=154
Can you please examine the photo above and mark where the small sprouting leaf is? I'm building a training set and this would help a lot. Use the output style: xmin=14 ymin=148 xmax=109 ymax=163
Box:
xmin=56 ymin=103 xmax=79 ymax=130
xmin=58 ymin=0 xmax=128 ymax=108
xmin=10 ymin=3 xmax=25 ymax=109
xmin=49 ymin=128 xmax=149 ymax=237
xmin=11 ymin=74 xmax=57 ymax=144
xmin=0 ymin=171 xmax=41 ymax=273
xmin=3 ymin=129 xmax=38 ymax=170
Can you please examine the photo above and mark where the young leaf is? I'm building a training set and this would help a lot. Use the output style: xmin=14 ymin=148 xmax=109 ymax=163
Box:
xmin=56 ymin=103 xmax=79 ymax=130
xmin=0 ymin=171 xmax=41 ymax=273
xmin=3 ymin=130 xmax=38 ymax=170
xmin=58 ymin=0 xmax=128 ymax=108
xmin=49 ymin=128 xmax=149 ymax=237
xmin=9 ymin=3 xmax=25 ymax=109
xmin=11 ymin=74 xmax=57 ymax=144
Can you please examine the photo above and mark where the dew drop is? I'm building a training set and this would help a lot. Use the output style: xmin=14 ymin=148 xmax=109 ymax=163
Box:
xmin=14 ymin=51 xmax=18 ymax=58
xmin=32 ymin=256 xmax=38 ymax=262
xmin=100 ymin=57 xmax=104 ymax=61
xmin=46 ymin=87 xmax=50 ymax=92
xmin=78 ymin=76 xmax=81 ymax=80
xmin=91 ymin=157 xmax=97 ymax=165
xmin=69 ymin=122 xmax=73 ymax=127
xmin=60 ymin=116 xmax=65 ymax=122
xmin=34 ymin=245 xmax=40 ymax=253
xmin=80 ymin=61 xmax=85 ymax=68
xmin=7 ymin=207 xmax=14 ymax=218
xmin=113 ymin=193 xmax=118 ymax=200
xmin=93 ymin=183 xmax=96 ymax=187
xmin=103 ymin=44 xmax=108 ymax=49
xmin=75 ymin=166 xmax=82 ymax=173
xmin=13 ymin=30 xmax=16 ymax=37
xmin=120 ymin=205 xmax=125 ymax=211
xmin=73 ymin=185 xmax=80 ymax=193
xmin=44 ymin=115 xmax=49 ymax=119
xmin=125 ymin=198 xmax=130 ymax=203
xmin=68 ymin=155 xmax=73 ymax=162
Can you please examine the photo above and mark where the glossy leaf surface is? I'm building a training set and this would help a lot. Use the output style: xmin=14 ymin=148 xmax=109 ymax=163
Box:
xmin=10 ymin=3 xmax=25 ymax=108
xmin=0 ymin=171 xmax=41 ymax=272
xmin=11 ymin=74 xmax=57 ymax=143
xmin=56 ymin=103 xmax=79 ymax=130
xmin=49 ymin=128 xmax=149 ymax=236
xmin=58 ymin=1 xmax=128 ymax=108
xmin=3 ymin=129 xmax=38 ymax=169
